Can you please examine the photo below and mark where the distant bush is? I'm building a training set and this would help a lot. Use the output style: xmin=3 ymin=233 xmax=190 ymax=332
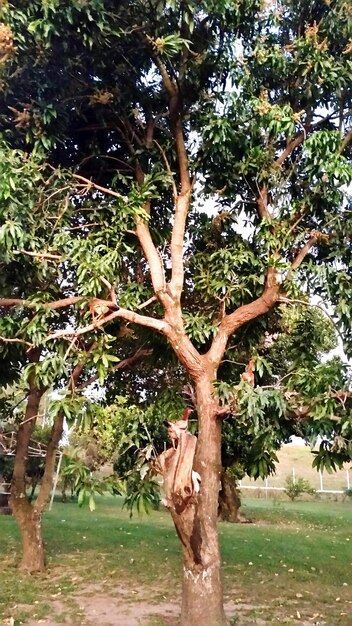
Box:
xmin=344 ymin=488 xmax=352 ymax=500
xmin=284 ymin=475 xmax=315 ymax=501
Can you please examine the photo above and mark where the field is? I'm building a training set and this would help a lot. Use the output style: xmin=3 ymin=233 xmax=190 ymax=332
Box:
xmin=1 ymin=496 xmax=352 ymax=626
xmin=241 ymin=445 xmax=352 ymax=493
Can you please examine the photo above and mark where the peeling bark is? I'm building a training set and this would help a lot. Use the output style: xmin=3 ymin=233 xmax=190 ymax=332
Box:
xmin=157 ymin=432 xmax=197 ymax=512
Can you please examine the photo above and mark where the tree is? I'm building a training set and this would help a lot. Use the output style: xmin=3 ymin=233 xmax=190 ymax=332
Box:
xmin=216 ymin=305 xmax=344 ymax=519
xmin=0 ymin=424 xmax=52 ymax=496
xmin=0 ymin=140 xmax=150 ymax=570
xmin=0 ymin=1 xmax=351 ymax=623
xmin=73 ymin=398 xmax=167 ymax=513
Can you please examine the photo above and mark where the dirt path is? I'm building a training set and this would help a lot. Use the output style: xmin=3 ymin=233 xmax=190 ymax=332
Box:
xmin=5 ymin=580 xmax=340 ymax=626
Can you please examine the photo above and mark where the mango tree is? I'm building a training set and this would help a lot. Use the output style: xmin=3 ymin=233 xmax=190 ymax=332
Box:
xmin=0 ymin=1 xmax=351 ymax=623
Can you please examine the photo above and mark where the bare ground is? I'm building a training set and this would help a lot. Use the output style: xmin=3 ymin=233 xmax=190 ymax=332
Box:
xmin=5 ymin=581 xmax=335 ymax=626
xmin=4 ymin=580 xmax=267 ymax=626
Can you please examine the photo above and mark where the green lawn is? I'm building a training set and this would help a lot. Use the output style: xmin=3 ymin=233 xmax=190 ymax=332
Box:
xmin=1 ymin=497 xmax=351 ymax=625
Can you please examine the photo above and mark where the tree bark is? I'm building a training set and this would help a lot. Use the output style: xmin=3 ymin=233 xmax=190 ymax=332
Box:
xmin=169 ymin=375 xmax=228 ymax=626
xmin=218 ymin=470 xmax=242 ymax=523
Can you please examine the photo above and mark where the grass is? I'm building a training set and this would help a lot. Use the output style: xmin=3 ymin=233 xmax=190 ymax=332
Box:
xmin=1 ymin=496 xmax=352 ymax=625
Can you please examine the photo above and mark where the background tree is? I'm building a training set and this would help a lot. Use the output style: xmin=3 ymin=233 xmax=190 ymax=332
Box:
xmin=72 ymin=398 xmax=169 ymax=513
xmin=0 ymin=139 xmax=150 ymax=570
xmin=0 ymin=424 xmax=52 ymax=500
xmin=0 ymin=1 xmax=351 ymax=624
xmin=92 ymin=306 xmax=348 ymax=523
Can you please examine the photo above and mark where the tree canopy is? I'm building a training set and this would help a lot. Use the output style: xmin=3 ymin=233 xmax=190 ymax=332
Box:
xmin=1 ymin=0 xmax=351 ymax=449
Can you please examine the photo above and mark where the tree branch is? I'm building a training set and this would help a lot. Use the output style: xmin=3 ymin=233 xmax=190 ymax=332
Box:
xmin=257 ymin=185 xmax=271 ymax=219
xmin=274 ymin=110 xmax=340 ymax=168
xmin=77 ymin=346 xmax=152 ymax=390
xmin=13 ymin=250 xmax=62 ymax=260
xmin=74 ymin=165 xmax=169 ymax=305
xmin=130 ymin=151 xmax=174 ymax=308
xmin=0 ymin=335 xmax=33 ymax=348
xmin=152 ymin=56 xmax=192 ymax=299
xmin=46 ymin=306 xmax=170 ymax=341
xmin=340 ymin=128 xmax=352 ymax=153
xmin=154 ymin=139 xmax=178 ymax=200
xmin=0 ymin=296 xmax=83 ymax=310
xmin=206 ymin=268 xmax=280 ymax=367
xmin=137 ymin=295 xmax=157 ymax=310
xmin=275 ymin=132 xmax=305 ymax=167
xmin=216 ymin=405 xmax=233 ymax=417
xmin=332 ymin=389 xmax=352 ymax=401
xmin=72 ymin=173 xmax=128 ymax=200
xmin=99 ymin=275 xmax=118 ymax=305
xmin=68 ymin=360 xmax=86 ymax=393
xmin=290 ymin=235 xmax=318 ymax=270
xmin=170 ymin=190 xmax=192 ymax=298
xmin=132 ymin=168 xmax=171 ymax=303
xmin=135 ymin=214 xmax=170 ymax=301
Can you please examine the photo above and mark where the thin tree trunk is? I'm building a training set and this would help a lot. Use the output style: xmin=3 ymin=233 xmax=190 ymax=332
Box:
xmin=10 ymin=408 xmax=64 ymax=572
xmin=61 ymin=480 xmax=67 ymax=502
xmin=28 ymin=480 xmax=37 ymax=503
xmin=218 ymin=470 xmax=242 ymax=523
xmin=10 ymin=369 xmax=46 ymax=572
xmin=170 ymin=376 xmax=228 ymax=626
xmin=35 ymin=412 xmax=64 ymax=512
xmin=10 ymin=355 xmax=84 ymax=572
xmin=36 ymin=360 xmax=85 ymax=514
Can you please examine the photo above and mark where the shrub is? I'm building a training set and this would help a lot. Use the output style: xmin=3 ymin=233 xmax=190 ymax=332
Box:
xmin=344 ymin=488 xmax=352 ymax=500
xmin=284 ymin=475 xmax=315 ymax=501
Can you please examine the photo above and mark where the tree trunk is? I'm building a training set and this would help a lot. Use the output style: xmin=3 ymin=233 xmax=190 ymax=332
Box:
xmin=10 ymin=372 xmax=46 ymax=572
xmin=10 ymin=410 xmax=64 ymax=572
xmin=61 ymin=481 xmax=67 ymax=502
xmin=218 ymin=470 xmax=241 ymax=523
xmin=35 ymin=357 xmax=86 ymax=514
xmin=35 ymin=413 xmax=64 ymax=511
xmin=14 ymin=499 xmax=45 ymax=572
xmin=169 ymin=376 xmax=228 ymax=626
xmin=10 ymin=355 xmax=83 ymax=572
